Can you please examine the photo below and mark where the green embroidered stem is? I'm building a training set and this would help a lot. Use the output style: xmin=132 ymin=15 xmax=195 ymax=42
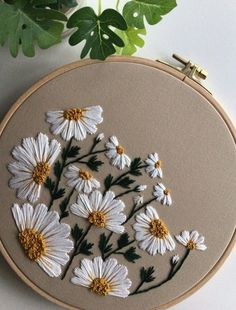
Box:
xmin=65 ymin=149 xmax=106 ymax=167
xmin=105 ymin=163 xmax=147 ymax=192
xmin=48 ymin=137 xmax=73 ymax=211
xmin=125 ymin=197 xmax=156 ymax=223
xmin=61 ymin=224 xmax=92 ymax=280
xmin=104 ymin=239 xmax=135 ymax=260
xmin=114 ymin=187 xmax=137 ymax=199
xmin=59 ymin=187 xmax=76 ymax=221
xmin=130 ymin=249 xmax=190 ymax=296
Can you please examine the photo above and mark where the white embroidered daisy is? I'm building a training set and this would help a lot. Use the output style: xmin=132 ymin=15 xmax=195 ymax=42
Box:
xmin=96 ymin=133 xmax=104 ymax=142
xmin=71 ymin=256 xmax=132 ymax=298
xmin=133 ymin=206 xmax=175 ymax=255
xmin=133 ymin=195 xmax=144 ymax=206
xmin=171 ymin=254 xmax=180 ymax=265
xmin=8 ymin=133 xmax=61 ymax=203
xmin=11 ymin=203 xmax=73 ymax=277
xmin=64 ymin=165 xmax=100 ymax=194
xmin=145 ymin=153 xmax=163 ymax=178
xmin=175 ymin=230 xmax=207 ymax=251
xmin=46 ymin=106 xmax=103 ymax=141
xmin=135 ymin=184 xmax=147 ymax=192
xmin=105 ymin=136 xmax=131 ymax=170
xmin=153 ymin=183 xmax=172 ymax=206
xmin=70 ymin=190 xmax=126 ymax=234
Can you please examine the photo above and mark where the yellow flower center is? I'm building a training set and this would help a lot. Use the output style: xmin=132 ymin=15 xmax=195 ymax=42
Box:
xmin=164 ymin=188 xmax=170 ymax=195
xmin=88 ymin=211 xmax=106 ymax=227
xmin=116 ymin=145 xmax=125 ymax=155
xmin=155 ymin=160 xmax=162 ymax=168
xmin=79 ymin=170 xmax=93 ymax=180
xmin=187 ymin=240 xmax=197 ymax=250
xmin=90 ymin=278 xmax=111 ymax=296
xmin=149 ymin=219 xmax=169 ymax=239
xmin=18 ymin=228 xmax=46 ymax=261
xmin=63 ymin=108 xmax=85 ymax=121
xmin=32 ymin=162 xmax=50 ymax=185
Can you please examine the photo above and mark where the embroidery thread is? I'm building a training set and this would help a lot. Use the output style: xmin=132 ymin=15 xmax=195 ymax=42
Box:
xmin=8 ymin=105 xmax=207 ymax=298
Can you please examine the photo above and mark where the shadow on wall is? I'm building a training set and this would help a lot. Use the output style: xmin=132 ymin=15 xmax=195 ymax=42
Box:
xmin=0 ymin=253 xmax=61 ymax=309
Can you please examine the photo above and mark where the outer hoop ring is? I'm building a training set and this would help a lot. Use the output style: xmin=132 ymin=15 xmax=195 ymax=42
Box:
xmin=0 ymin=56 xmax=235 ymax=310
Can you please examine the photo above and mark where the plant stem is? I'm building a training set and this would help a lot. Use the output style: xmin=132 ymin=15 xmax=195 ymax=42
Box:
xmin=59 ymin=187 xmax=76 ymax=221
xmin=116 ymin=0 xmax=120 ymax=11
xmin=65 ymin=149 xmax=106 ymax=167
xmin=98 ymin=0 xmax=102 ymax=15
xmin=124 ymin=197 xmax=156 ymax=223
xmin=61 ymin=224 xmax=92 ymax=280
xmin=104 ymin=239 xmax=135 ymax=260
xmin=114 ymin=187 xmax=137 ymax=199
xmin=108 ymin=164 xmax=147 ymax=190
xmin=48 ymin=137 xmax=73 ymax=211
xmin=130 ymin=249 xmax=190 ymax=295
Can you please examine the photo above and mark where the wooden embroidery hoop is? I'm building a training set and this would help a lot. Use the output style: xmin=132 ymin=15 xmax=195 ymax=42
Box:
xmin=0 ymin=56 xmax=235 ymax=310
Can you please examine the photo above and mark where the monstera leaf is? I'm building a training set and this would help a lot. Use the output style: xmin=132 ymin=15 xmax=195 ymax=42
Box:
xmin=116 ymin=26 xmax=146 ymax=55
xmin=123 ymin=0 xmax=177 ymax=29
xmin=67 ymin=7 xmax=127 ymax=60
xmin=0 ymin=0 xmax=67 ymax=57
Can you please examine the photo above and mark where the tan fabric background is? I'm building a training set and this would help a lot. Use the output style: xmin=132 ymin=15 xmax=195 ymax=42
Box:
xmin=0 ymin=61 xmax=235 ymax=310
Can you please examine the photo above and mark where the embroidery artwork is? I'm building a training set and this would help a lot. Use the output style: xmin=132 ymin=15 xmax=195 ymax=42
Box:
xmin=8 ymin=105 xmax=207 ymax=298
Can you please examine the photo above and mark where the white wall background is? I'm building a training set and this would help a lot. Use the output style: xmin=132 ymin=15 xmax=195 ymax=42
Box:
xmin=0 ymin=1 xmax=235 ymax=309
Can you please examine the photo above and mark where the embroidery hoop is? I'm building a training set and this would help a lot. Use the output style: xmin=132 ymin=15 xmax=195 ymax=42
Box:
xmin=0 ymin=56 xmax=235 ymax=310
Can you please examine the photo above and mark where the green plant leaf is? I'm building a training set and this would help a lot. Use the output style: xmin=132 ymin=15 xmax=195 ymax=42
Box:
xmin=63 ymin=145 xmax=80 ymax=158
xmin=129 ymin=157 xmax=143 ymax=176
xmin=123 ymin=0 xmax=177 ymax=29
xmin=53 ymin=187 xmax=65 ymax=199
xmin=54 ymin=160 xmax=62 ymax=178
xmin=45 ymin=0 xmax=78 ymax=10
xmin=104 ymin=174 xmax=113 ymax=191
xmin=67 ymin=7 xmax=127 ymax=60
xmin=78 ymin=239 xmax=94 ymax=256
xmin=44 ymin=177 xmax=55 ymax=192
xmin=99 ymin=233 xmax=113 ymax=255
xmin=71 ymin=224 xmax=83 ymax=241
xmin=123 ymin=246 xmax=141 ymax=263
xmin=116 ymin=26 xmax=146 ymax=55
xmin=87 ymin=155 xmax=104 ymax=172
xmin=0 ymin=1 xmax=67 ymax=57
xmin=117 ymin=232 xmax=130 ymax=248
xmin=116 ymin=176 xmax=135 ymax=189
xmin=140 ymin=266 xmax=156 ymax=283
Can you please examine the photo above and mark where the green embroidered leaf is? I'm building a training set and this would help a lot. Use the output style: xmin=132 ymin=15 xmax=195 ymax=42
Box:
xmin=123 ymin=0 xmax=177 ymax=29
xmin=130 ymin=157 xmax=143 ymax=176
xmin=44 ymin=177 xmax=55 ymax=192
xmin=67 ymin=7 xmax=127 ymax=60
xmin=87 ymin=155 xmax=104 ymax=172
xmin=79 ymin=239 xmax=94 ymax=256
xmin=66 ymin=145 xmax=81 ymax=158
xmin=130 ymin=157 xmax=143 ymax=170
xmin=104 ymin=174 xmax=113 ymax=191
xmin=140 ymin=266 xmax=156 ymax=283
xmin=53 ymin=160 xmax=62 ymax=178
xmin=116 ymin=26 xmax=146 ymax=55
xmin=117 ymin=233 xmax=130 ymax=248
xmin=53 ymin=187 xmax=65 ymax=199
xmin=71 ymin=224 xmax=83 ymax=241
xmin=59 ymin=197 xmax=69 ymax=219
xmin=116 ymin=176 xmax=135 ymax=189
xmin=123 ymin=247 xmax=141 ymax=263
xmin=0 ymin=1 xmax=67 ymax=57
xmin=99 ymin=233 xmax=113 ymax=255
